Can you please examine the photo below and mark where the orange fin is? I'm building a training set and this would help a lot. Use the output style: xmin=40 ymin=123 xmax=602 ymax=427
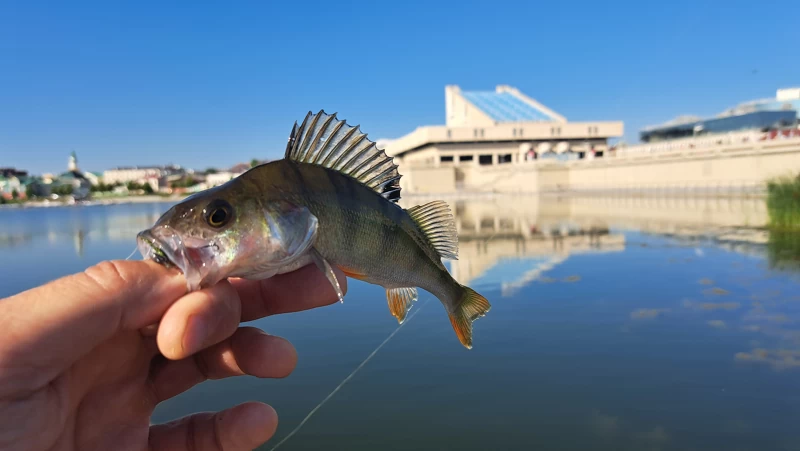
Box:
xmin=386 ymin=287 xmax=418 ymax=324
xmin=339 ymin=266 xmax=367 ymax=281
xmin=448 ymin=286 xmax=491 ymax=349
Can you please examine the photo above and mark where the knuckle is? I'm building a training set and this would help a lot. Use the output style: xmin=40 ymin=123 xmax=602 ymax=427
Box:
xmin=83 ymin=260 xmax=130 ymax=293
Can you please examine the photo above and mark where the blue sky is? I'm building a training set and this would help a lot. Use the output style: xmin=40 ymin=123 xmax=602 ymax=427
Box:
xmin=1 ymin=0 xmax=798 ymax=175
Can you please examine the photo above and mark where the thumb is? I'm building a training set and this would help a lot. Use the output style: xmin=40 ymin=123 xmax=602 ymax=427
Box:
xmin=0 ymin=260 xmax=187 ymax=394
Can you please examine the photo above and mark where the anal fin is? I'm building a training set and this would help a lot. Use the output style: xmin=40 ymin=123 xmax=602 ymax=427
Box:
xmin=386 ymin=287 xmax=418 ymax=324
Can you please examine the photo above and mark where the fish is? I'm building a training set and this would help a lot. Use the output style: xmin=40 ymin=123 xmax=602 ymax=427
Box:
xmin=137 ymin=110 xmax=491 ymax=348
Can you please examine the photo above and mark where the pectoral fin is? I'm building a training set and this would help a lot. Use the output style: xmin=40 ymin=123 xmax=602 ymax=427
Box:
xmin=310 ymin=247 xmax=344 ymax=303
xmin=265 ymin=201 xmax=319 ymax=263
xmin=229 ymin=202 xmax=318 ymax=281
xmin=386 ymin=287 xmax=418 ymax=324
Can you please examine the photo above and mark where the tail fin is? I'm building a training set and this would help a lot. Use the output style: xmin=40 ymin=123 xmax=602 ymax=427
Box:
xmin=448 ymin=285 xmax=491 ymax=349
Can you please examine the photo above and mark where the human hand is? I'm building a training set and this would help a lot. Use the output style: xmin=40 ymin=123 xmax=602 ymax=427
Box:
xmin=0 ymin=259 xmax=346 ymax=451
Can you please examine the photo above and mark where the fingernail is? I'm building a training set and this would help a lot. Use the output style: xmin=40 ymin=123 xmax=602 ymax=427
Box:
xmin=182 ymin=314 xmax=208 ymax=355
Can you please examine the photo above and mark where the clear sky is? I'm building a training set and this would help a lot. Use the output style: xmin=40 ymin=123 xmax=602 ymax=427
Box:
xmin=1 ymin=0 xmax=798 ymax=175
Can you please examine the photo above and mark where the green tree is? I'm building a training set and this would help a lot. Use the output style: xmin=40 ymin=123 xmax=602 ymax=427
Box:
xmin=204 ymin=168 xmax=218 ymax=174
xmin=26 ymin=185 xmax=35 ymax=199
xmin=250 ymin=159 xmax=260 ymax=168
xmin=143 ymin=183 xmax=154 ymax=194
xmin=11 ymin=189 xmax=18 ymax=200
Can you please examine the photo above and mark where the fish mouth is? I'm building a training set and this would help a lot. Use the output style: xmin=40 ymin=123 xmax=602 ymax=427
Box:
xmin=137 ymin=228 xmax=185 ymax=271
xmin=136 ymin=227 xmax=218 ymax=291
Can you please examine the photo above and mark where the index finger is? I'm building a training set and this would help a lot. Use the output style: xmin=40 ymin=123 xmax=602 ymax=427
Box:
xmin=229 ymin=263 xmax=348 ymax=321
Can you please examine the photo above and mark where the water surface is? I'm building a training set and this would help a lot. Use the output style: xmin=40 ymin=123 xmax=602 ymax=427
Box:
xmin=2 ymin=196 xmax=799 ymax=451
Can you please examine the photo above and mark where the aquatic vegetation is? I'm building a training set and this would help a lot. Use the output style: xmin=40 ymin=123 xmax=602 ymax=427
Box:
xmin=766 ymin=173 xmax=800 ymax=231
xmin=766 ymin=230 xmax=800 ymax=272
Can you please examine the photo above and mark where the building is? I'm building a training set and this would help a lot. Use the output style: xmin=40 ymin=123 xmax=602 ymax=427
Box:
xmin=640 ymin=87 xmax=800 ymax=143
xmin=0 ymin=168 xmax=28 ymax=178
xmin=382 ymin=85 xmax=623 ymax=193
xmin=0 ymin=176 xmax=23 ymax=200
xmin=385 ymin=85 xmax=624 ymax=168
xmin=53 ymin=152 xmax=93 ymax=200
xmin=103 ymin=164 xmax=184 ymax=191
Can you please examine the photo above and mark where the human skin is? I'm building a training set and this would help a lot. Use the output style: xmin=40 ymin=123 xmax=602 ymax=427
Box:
xmin=0 ymin=259 xmax=347 ymax=451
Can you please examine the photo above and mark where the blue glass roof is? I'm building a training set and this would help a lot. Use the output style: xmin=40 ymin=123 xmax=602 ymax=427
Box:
xmin=462 ymin=91 xmax=554 ymax=122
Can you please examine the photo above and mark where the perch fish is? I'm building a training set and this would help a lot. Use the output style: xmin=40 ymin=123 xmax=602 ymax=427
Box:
xmin=137 ymin=110 xmax=491 ymax=348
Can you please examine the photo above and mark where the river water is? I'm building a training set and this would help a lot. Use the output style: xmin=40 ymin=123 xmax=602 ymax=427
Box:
xmin=1 ymin=195 xmax=799 ymax=451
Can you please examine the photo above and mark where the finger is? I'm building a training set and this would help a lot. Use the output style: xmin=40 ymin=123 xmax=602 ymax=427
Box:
xmin=157 ymin=280 xmax=241 ymax=360
xmin=230 ymin=263 xmax=348 ymax=321
xmin=150 ymin=327 xmax=297 ymax=402
xmin=0 ymin=260 xmax=187 ymax=393
xmin=148 ymin=401 xmax=278 ymax=451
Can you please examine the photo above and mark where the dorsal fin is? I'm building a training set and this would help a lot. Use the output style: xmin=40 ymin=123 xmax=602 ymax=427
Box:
xmin=284 ymin=110 xmax=402 ymax=203
xmin=406 ymin=200 xmax=458 ymax=260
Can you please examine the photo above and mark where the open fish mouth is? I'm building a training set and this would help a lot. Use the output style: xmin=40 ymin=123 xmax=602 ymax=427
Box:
xmin=136 ymin=227 xmax=220 ymax=290
xmin=137 ymin=228 xmax=185 ymax=271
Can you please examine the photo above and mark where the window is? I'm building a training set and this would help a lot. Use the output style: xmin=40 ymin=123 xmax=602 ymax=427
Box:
xmin=447 ymin=129 xmax=451 ymax=138
xmin=459 ymin=155 xmax=474 ymax=162
xmin=499 ymin=154 xmax=512 ymax=164
xmin=480 ymin=129 xmax=485 ymax=137
xmin=479 ymin=155 xmax=493 ymax=165
xmin=440 ymin=156 xmax=454 ymax=163
xmin=519 ymin=128 xmax=523 ymax=137
xmin=513 ymin=129 xmax=517 ymax=137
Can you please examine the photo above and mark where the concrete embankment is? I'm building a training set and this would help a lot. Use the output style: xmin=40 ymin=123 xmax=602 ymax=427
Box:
xmin=400 ymin=137 xmax=800 ymax=196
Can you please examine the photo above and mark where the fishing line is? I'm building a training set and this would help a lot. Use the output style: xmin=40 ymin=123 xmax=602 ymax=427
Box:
xmin=124 ymin=246 xmax=138 ymax=260
xmin=269 ymin=296 xmax=430 ymax=451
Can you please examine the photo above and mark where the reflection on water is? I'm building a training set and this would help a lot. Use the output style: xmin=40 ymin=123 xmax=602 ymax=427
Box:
xmin=2 ymin=196 xmax=800 ymax=450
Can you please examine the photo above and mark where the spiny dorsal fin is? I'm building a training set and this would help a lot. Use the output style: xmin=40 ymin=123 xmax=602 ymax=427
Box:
xmin=285 ymin=110 xmax=402 ymax=203
xmin=406 ymin=200 xmax=458 ymax=260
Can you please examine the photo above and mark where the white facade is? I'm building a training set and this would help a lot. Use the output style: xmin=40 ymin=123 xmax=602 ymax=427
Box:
xmin=103 ymin=167 xmax=164 ymax=185
xmin=205 ymin=171 xmax=239 ymax=187
xmin=777 ymin=87 xmax=800 ymax=101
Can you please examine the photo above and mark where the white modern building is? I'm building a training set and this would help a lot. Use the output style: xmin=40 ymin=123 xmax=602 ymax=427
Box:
xmin=385 ymin=85 xmax=623 ymax=170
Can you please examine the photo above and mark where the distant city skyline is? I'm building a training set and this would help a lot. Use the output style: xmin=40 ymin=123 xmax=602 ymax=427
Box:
xmin=2 ymin=0 xmax=799 ymax=174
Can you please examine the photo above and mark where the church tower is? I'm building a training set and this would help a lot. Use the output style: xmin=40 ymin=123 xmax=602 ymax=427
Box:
xmin=68 ymin=151 xmax=78 ymax=171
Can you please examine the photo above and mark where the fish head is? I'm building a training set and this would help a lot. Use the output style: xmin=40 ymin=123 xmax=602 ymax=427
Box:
xmin=137 ymin=182 xmax=319 ymax=291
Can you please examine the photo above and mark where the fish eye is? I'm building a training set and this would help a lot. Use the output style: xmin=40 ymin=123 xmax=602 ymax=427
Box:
xmin=204 ymin=199 xmax=234 ymax=228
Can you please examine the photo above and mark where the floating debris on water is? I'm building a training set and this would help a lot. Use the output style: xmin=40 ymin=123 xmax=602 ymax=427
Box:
xmin=708 ymin=320 xmax=727 ymax=329
xmin=683 ymin=299 xmax=741 ymax=311
xmin=699 ymin=278 xmax=714 ymax=285
xmin=563 ymin=275 xmax=581 ymax=282
xmin=735 ymin=348 xmax=800 ymax=371
xmin=630 ymin=308 xmax=670 ymax=320
xmin=703 ymin=287 xmax=730 ymax=296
